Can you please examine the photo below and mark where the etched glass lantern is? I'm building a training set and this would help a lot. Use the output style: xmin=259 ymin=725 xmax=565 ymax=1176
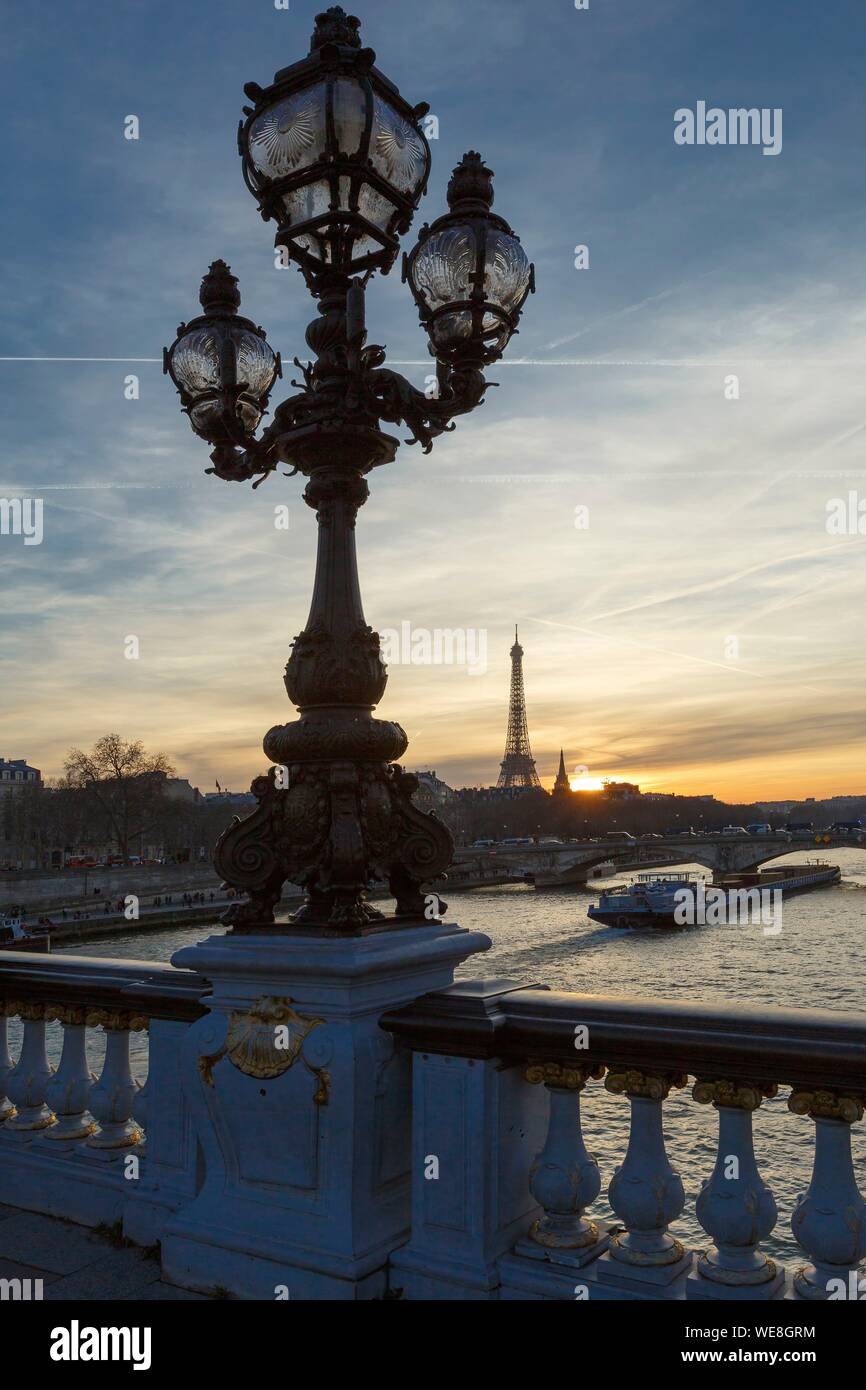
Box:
xmin=404 ymin=152 xmax=534 ymax=366
xmin=238 ymin=6 xmax=431 ymax=281
xmin=163 ymin=261 xmax=279 ymax=445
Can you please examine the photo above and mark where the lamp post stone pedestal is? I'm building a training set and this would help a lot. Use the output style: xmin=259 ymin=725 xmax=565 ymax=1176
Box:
xmin=162 ymin=923 xmax=490 ymax=1299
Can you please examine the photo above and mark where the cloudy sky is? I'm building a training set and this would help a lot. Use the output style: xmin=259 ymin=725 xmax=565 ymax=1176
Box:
xmin=2 ymin=0 xmax=865 ymax=800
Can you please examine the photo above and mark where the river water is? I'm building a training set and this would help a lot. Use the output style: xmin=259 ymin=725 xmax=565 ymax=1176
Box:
xmin=26 ymin=848 xmax=866 ymax=1270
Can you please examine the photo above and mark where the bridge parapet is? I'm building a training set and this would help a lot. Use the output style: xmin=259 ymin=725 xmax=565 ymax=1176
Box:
xmin=2 ymin=946 xmax=864 ymax=1302
xmin=0 ymin=923 xmax=490 ymax=1299
xmin=0 ymin=953 xmax=206 ymax=1241
xmin=382 ymin=983 xmax=866 ymax=1301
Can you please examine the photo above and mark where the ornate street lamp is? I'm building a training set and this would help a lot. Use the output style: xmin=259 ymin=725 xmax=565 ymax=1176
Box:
xmin=404 ymin=150 xmax=534 ymax=368
xmin=165 ymin=6 xmax=534 ymax=932
xmin=238 ymin=6 xmax=430 ymax=283
xmin=163 ymin=260 xmax=281 ymax=448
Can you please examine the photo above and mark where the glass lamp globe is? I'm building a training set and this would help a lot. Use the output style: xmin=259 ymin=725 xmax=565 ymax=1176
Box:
xmin=404 ymin=152 xmax=534 ymax=367
xmin=238 ymin=6 xmax=431 ymax=283
xmin=163 ymin=262 xmax=280 ymax=445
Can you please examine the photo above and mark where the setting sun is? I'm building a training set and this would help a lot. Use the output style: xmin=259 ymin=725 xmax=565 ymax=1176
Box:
xmin=568 ymin=773 xmax=606 ymax=792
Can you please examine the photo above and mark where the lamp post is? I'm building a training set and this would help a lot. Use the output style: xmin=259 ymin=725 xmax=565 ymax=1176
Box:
xmin=165 ymin=6 xmax=533 ymax=934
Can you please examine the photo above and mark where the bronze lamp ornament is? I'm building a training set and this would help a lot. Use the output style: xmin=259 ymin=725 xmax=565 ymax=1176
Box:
xmin=164 ymin=6 xmax=534 ymax=932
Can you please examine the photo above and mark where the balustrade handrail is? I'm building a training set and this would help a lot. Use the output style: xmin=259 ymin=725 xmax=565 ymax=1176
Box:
xmin=0 ymin=950 xmax=208 ymax=1023
xmin=381 ymin=979 xmax=866 ymax=1093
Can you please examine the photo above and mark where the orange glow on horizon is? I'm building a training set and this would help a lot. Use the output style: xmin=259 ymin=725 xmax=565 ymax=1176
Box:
xmin=569 ymin=774 xmax=606 ymax=792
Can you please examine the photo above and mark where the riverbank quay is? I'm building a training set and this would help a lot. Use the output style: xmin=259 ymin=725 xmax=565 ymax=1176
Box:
xmin=0 ymin=864 xmax=222 ymax=915
xmin=37 ymin=893 xmax=308 ymax=945
xmin=39 ymin=901 xmax=239 ymax=945
xmin=1 ymin=931 xmax=865 ymax=1307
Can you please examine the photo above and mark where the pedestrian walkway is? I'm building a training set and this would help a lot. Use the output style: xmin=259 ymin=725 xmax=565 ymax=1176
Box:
xmin=0 ymin=1205 xmax=211 ymax=1300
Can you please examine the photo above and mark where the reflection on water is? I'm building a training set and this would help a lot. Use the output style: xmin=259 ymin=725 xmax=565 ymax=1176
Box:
xmin=13 ymin=850 xmax=866 ymax=1267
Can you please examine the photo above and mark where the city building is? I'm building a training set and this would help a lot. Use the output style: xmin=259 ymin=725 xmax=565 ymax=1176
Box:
xmin=412 ymin=770 xmax=456 ymax=805
xmin=0 ymin=758 xmax=41 ymax=794
xmin=602 ymin=780 xmax=641 ymax=801
xmin=456 ymin=785 xmax=541 ymax=802
xmin=161 ymin=776 xmax=202 ymax=803
xmin=644 ymin=792 xmax=717 ymax=803
xmin=203 ymin=790 xmax=256 ymax=809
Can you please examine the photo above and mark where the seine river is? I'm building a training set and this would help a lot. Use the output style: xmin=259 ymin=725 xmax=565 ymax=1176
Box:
xmin=44 ymin=848 xmax=866 ymax=1269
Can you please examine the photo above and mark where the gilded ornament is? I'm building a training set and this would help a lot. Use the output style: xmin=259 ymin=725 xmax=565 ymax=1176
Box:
xmin=524 ymin=1060 xmax=604 ymax=1091
xmin=788 ymin=1089 xmax=865 ymax=1124
xmin=85 ymin=1009 xmax=149 ymax=1033
xmin=4 ymin=1000 xmax=48 ymax=1023
xmin=197 ymin=996 xmax=330 ymax=1104
xmin=693 ymin=1078 xmax=778 ymax=1111
xmin=605 ymin=1068 xmax=688 ymax=1102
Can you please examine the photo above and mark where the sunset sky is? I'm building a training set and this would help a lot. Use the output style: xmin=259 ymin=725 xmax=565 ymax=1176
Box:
xmin=2 ymin=0 xmax=866 ymax=802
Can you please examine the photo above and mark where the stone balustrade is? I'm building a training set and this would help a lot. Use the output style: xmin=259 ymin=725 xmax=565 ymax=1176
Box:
xmin=381 ymin=981 xmax=866 ymax=1301
xmin=0 ymin=950 xmax=206 ymax=1241
xmin=1 ymin=949 xmax=864 ymax=1301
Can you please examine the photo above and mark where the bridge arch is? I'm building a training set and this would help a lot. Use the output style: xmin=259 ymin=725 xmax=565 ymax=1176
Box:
xmin=462 ymin=834 xmax=862 ymax=890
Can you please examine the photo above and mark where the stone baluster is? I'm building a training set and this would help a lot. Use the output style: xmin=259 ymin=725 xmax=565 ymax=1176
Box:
xmin=0 ymin=1005 xmax=16 ymax=1122
xmin=596 ymin=1068 xmax=691 ymax=1293
xmin=42 ymin=1006 xmax=97 ymax=1144
xmin=789 ymin=1089 xmax=866 ymax=1300
xmin=687 ymin=1079 xmax=784 ymax=1299
xmin=133 ymin=1067 xmax=149 ymax=1139
xmin=2 ymin=1001 xmax=55 ymax=1135
xmin=515 ymin=1062 xmax=608 ymax=1267
xmin=85 ymin=1010 xmax=145 ymax=1153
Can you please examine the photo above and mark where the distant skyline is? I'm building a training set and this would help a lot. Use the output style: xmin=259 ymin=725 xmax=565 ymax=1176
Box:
xmin=3 ymin=1 xmax=866 ymax=802
xmin=11 ymin=701 xmax=866 ymax=806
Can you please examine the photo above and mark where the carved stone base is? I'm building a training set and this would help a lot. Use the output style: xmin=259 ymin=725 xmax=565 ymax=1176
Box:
xmin=214 ymin=757 xmax=453 ymax=933
xmin=594 ymin=1243 xmax=694 ymax=1293
xmin=161 ymin=923 xmax=489 ymax=1299
xmin=686 ymin=1258 xmax=787 ymax=1300
xmin=514 ymin=1220 xmax=609 ymax=1269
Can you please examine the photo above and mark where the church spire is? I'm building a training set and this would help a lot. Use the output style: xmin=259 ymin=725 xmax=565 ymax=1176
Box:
xmin=553 ymin=749 xmax=571 ymax=795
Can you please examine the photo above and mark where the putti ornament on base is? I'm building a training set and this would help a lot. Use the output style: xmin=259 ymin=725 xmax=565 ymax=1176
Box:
xmin=164 ymin=6 xmax=534 ymax=934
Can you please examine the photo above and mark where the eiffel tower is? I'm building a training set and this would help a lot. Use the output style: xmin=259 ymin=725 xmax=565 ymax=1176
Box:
xmin=497 ymin=627 xmax=541 ymax=789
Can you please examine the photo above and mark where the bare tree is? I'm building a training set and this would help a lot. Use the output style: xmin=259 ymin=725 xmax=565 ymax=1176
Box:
xmin=63 ymin=735 xmax=174 ymax=863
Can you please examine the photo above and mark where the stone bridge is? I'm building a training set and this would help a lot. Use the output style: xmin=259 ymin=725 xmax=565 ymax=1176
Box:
xmin=451 ymin=832 xmax=862 ymax=889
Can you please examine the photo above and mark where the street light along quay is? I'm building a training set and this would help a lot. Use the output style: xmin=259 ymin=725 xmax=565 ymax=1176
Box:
xmin=164 ymin=5 xmax=534 ymax=933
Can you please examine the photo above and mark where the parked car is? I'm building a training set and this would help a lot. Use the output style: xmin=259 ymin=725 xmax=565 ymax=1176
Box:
xmin=721 ymin=826 xmax=749 ymax=836
xmin=664 ymin=827 xmax=695 ymax=837
xmin=606 ymin=831 xmax=635 ymax=841
xmin=831 ymin=820 xmax=863 ymax=833
xmin=746 ymin=823 xmax=772 ymax=835
xmin=786 ymin=821 xmax=813 ymax=833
